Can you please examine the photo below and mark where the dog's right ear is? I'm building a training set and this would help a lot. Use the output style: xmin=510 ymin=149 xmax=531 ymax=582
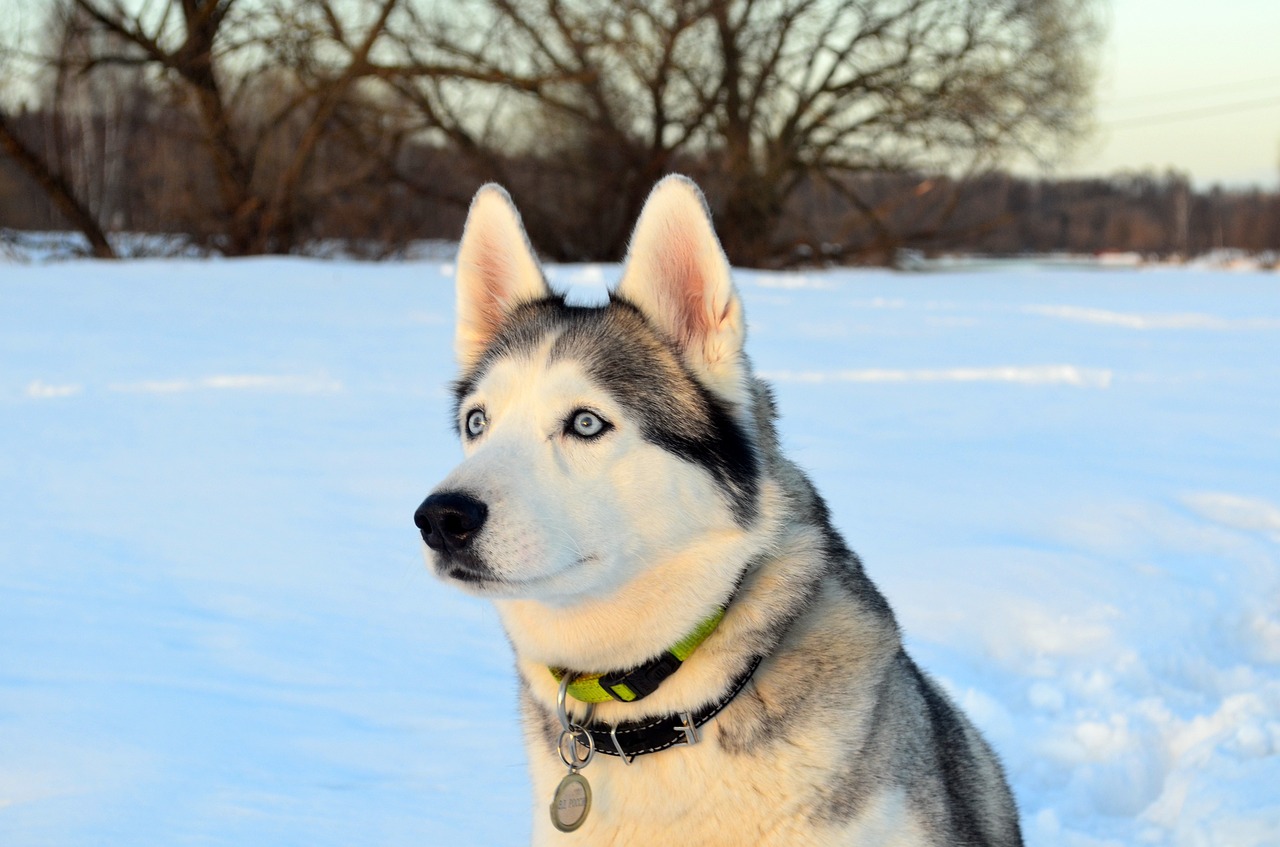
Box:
xmin=454 ymin=184 xmax=551 ymax=367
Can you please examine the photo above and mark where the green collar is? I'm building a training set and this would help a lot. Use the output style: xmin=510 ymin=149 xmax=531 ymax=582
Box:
xmin=549 ymin=607 xmax=726 ymax=704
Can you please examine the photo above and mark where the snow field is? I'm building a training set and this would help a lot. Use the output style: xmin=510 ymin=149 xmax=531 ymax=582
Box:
xmin=1 ymin=257 xmax=1277 ymax=845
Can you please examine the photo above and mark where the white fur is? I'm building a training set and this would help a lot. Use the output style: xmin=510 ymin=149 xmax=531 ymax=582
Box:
xmin=526 ymin=718 xmax=927 ymax=847
xmin=518 ymin=566 xmax=928 ymax=846
xmin=442 ymin=340 xmax=759 ymax=669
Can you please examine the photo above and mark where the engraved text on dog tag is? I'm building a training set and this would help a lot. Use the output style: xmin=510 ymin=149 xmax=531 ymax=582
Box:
xmin=550 ymin=771 xmax=592 ymax=832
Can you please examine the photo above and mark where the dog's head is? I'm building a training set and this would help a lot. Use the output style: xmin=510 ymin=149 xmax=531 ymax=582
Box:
xmin=415 ymin=176 xmax=761 ymax=604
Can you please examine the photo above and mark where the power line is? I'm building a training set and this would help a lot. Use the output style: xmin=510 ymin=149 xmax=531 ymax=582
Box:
xmin=1103 ymin=94 xmax=1280 ymax=130
xmin=1098 ymin=74 xmax=1280 ymax=110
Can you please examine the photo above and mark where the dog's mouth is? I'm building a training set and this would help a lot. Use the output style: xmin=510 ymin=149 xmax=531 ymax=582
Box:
xmin=432 ymin=551 xmax=602 ymax=599
xmin=434 ymin=550 xmax=499 ymax=585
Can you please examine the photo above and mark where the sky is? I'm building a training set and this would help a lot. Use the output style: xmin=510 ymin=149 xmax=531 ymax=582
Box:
xmin=1061 ymin=0 xmax=1280 ymax=186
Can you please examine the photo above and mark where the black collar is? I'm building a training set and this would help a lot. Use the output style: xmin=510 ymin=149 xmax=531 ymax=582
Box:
xmin=580 ymin=655 xmax=762 ymax=762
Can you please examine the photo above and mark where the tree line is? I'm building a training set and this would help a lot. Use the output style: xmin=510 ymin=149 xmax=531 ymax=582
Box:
xmin=3 ymin=0 xmax=1272 ymax=265
xmin=5 ymin=106 xmax=1276 ymax=263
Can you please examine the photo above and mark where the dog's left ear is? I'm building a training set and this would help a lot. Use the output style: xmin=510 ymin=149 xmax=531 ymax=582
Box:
xmin=616 ymin=175 xmax=746 ymax=399
xmin=454 ymin=184 xmax=552 ymax=367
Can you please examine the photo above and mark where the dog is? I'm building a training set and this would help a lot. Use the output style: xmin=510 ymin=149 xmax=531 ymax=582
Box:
xmin=414 ymin=175 xmax=1023 ymax=846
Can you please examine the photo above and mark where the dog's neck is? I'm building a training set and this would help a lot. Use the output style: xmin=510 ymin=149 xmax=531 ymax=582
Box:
xmin=548 ymin=604 xmax=729 ymax=703
xmin=495 ymin=534 xmax=755 ymax=672
xmin=494 ymin=478 xmax=784 ymax=673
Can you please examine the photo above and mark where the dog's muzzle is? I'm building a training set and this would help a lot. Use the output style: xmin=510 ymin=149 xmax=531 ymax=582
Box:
xmin=415 ymin=491 xmax=488 ymax=555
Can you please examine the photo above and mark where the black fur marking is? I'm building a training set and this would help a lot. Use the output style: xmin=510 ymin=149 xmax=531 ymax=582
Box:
xmin=577 ymin=297 xmax=759 ymax=526
xmin=713 ymin=565 xmax=828 ymax=756
xmin=906 ymin=658 xmax=1010 ymax=846
xmin=813 ymin=667 xmax=899 ymax=824
xmin=636 ymin=385 xmax=759 ymax=527
xmin=453 ymin=295 xmax=762 ymax=526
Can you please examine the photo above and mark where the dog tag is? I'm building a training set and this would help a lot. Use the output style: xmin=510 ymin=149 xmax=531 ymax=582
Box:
xmin=550 ymin=771 xmax=592 ymax=832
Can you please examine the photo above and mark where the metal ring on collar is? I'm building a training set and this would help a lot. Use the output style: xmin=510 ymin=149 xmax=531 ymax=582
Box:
xmin=556 ymin=671 xmax=595 ymax=732
xmin=558 ymin=725 xmax=595 ymax=770
xmin=556 ymin=672 xmax=573 ymax=732
xmin=556 ymin=670 xmax=596 ymax=769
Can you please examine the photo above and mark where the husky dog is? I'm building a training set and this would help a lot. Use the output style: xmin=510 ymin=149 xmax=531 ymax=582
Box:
xmin=414 ymin=176 xmax=1023 ymax=846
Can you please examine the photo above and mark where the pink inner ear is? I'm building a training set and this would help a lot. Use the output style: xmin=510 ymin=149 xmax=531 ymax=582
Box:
xmin=667 ymin=230 xmax=713 ymax=346
xmin=469 ymin=233 xmax=522 ymax=334
xmin=463 ymin=225 xmax=532 ymax=342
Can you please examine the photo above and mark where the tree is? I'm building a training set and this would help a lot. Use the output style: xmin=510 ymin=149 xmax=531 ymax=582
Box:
xmin=54 ymin=0 xmax=406 ymax=254
xmin=0 ymin=108 xmax=117 ymax=257
xmin=361 ymin=0 xmax=734 ymax=259
xmin=0 ymin=0 xmax=118 ymax=256
xmin=374 ymin=0 xmax=1099 ymax=264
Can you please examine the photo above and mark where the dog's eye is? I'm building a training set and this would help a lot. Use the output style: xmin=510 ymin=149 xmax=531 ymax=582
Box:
xmin=465 ymin=408 xmax=488 ymax=438
xmin=568 ymin=409 xmax=610 ymax=439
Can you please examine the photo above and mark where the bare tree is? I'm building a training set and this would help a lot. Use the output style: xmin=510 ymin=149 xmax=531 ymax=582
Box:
xmin=0 ymin=0 xmax=118 ymax=256
xmin=361 ymin=0 xmax=719 ymax=259
xmin=374 ymin=0 xmax=1099 ymax=264
xmin=55 ymin=0 xmax=405 ymax=254
xmin=704 ymin=0 xmax=1099 ymax=263
xmin=0 ymin=108 xmax=117 ymax=257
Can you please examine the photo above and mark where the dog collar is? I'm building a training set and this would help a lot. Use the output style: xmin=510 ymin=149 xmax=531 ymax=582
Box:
xmin=588 ymin=654 xmax=762 ymax=761
xmin=549 ymin=607 xmax=726 ymax=703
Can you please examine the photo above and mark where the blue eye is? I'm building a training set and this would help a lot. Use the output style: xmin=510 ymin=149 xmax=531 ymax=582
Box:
xmin=568 ymin=410 xmax=610 ymax=439
xmin=466 ymin=408 xmax=488 ymax=437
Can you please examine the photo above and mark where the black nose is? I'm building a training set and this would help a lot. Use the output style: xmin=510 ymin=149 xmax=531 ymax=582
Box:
xmin=414 ymin=492 xmax=488 ymax=553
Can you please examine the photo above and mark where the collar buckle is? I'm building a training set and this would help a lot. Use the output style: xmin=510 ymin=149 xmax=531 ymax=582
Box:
xmin=599 ymin=651 xmax=682 ymax=702
xmin=674 ymin=711 xmax=700 ymax=746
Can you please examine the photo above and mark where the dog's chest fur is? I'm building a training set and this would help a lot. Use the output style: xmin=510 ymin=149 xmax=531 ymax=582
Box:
xmin=522 ymin=575 xmax=936 ymax=847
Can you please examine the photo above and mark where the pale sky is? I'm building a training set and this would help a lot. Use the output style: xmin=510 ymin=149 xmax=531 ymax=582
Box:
xmin=1060 ymin=0 xmax=1280 ymax=186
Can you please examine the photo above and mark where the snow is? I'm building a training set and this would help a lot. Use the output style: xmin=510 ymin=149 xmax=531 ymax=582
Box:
xmin=1 ymin=256 xmax=1278 ymax=846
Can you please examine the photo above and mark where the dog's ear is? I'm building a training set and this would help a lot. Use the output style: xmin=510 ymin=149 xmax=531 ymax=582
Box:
xmin=616 ymin=175 xmax=746 ymax=398
xmin=454 ymin=184 xmax=551 ymax=367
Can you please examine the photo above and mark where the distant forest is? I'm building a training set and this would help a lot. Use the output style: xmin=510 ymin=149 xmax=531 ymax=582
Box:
xmin=4 ymin=104 xmax=1276 ymax=265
